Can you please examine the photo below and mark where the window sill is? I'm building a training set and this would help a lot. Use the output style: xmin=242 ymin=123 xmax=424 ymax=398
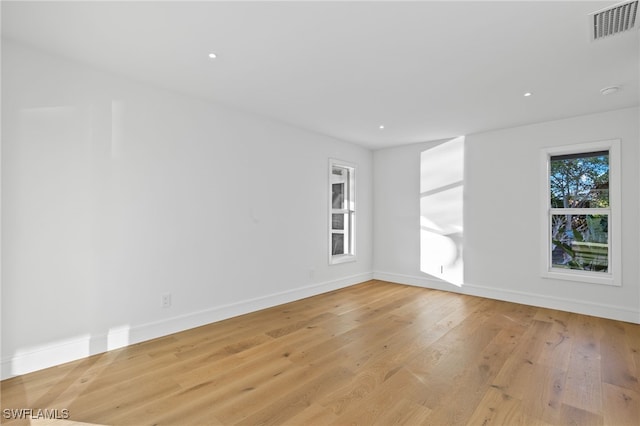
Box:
xmin=330 ymin=254 xmax=357 ymax=265
xmin=542 ymin=269 xmax=620 ymax=287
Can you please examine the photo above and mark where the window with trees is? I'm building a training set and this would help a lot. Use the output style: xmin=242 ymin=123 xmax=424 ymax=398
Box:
xmin=541 ymin=140 xmax=620 ymax=286
xmin=329 ymin=160 xmax=356 ymax=264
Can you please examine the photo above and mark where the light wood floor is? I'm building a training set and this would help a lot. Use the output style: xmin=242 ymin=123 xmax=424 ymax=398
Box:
xmin=2 ymin=280 xmax=639 ymax=425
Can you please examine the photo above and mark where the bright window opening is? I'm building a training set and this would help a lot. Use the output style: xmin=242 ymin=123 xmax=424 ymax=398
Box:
xmin=420 ymin=136 xmax=465 ymax=286
xmin=329 ymin=160 xmax=356 ymax=264
xmin=542 ymin=140 xmax=621 ymax=286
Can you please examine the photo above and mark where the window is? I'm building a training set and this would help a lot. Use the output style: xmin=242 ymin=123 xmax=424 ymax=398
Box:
xmin=329 ymin=160 xmax=356 ymax=264
xmin=420 ymin=136 xmax=465 ymax=286
xmin=541 ymin=140 xmax=621 ymax=286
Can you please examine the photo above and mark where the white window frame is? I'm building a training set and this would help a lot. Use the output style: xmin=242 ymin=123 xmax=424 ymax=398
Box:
xmin=329 ymin=159 xmax=356 ymax=265
xmin=540 ymin=139 xmax=621 ymax=286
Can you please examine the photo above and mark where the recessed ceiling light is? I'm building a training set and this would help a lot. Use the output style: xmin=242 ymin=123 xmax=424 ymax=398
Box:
xmin=208 ymin=53 xmax=217 ymax=59
xmin=379 ymin=125 xmax=385 ymax=130
xmin=524 ymin=92 xmax=532 ymax=97
xmin=600 ymin=86 xmax=620 ymax=96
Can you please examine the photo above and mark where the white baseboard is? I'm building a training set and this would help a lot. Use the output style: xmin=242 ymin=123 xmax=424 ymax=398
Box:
xmin=373 ymin=271 xmax=640 ymax=324
xmin=1 ymin=272 xmax=373 ymax=380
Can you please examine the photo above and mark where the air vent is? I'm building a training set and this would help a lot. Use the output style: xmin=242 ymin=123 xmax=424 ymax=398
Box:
xmin=590 ymin=0 xmax=638 ymax=40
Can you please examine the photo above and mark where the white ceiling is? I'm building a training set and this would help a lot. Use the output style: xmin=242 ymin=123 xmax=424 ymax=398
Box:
xmin=2 ymin=1 xmax=638 ymax=150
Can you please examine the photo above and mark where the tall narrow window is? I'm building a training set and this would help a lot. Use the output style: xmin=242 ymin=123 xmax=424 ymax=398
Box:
xmin=329 ymin=160 xmax=356 ymax=264
xmin=420 ymin=136 xmax=465 ymax=286
xmin=541 ymin=140 xmax=621 ymax=286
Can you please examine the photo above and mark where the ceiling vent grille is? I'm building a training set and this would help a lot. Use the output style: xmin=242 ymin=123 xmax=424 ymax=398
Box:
xmin=590 ymin=0 xmax=638 ymax=40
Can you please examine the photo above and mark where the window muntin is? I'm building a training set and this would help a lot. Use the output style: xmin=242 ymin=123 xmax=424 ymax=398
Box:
xmin=329 ymin=161 xmax=355 ymax=263
xmin=542 ymin=140 xmax=620 ymax=286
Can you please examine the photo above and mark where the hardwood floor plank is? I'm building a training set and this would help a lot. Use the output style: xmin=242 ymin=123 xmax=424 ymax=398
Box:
xmin=562 ymin=351 xmax=602 ymax=415
xmin=235 ymin=366 xmax=355 ymax=426
xmin=536 ymin=312 xmax=573 ymax=372
xmin=211 ymin=362 xmax=351 ymax=424
xmin=419 ymin=328 xmax=520 ymax=425
xmin=326 ymin=367 xmax=428 ymax=426
xmin=315 ymin=294 xmax=472 ymax=415
xmin=519 ymin=364 xmax=567 ymax=425
xmin=68 ymin=376 xmax=180 ymax=423
xmin=562 ymin=315 xmax=603 ymax=415
xmin=279 ymin=402 xmax=338 ymax=425
xmin=404 ymin=299 xmax=499 ymax=409
xmin=121 ymin=356 xmax=294 ymax=425
xmin=558 ymin=403 xmax=603 ymax=426
xmin=466 ymin=387 xmax=527 ymax=426
xmin=600 ymin=318 xmax=640 ymax=393
xmin=264 ymin=312 xmax=337 ymax=339
xmin=372 ymin=397 xmax=432 ymax=426
xmin=491 ymin=320 xmax=554 ymax=399
xmin=602 ymin=382 xmax=640 ymax=426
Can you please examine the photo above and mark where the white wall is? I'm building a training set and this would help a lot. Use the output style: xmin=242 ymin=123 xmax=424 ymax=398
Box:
xmin=1 ymin=41 xmax=373 ymax=378
xmin=374 ymin=107 xmax=639 ymax=324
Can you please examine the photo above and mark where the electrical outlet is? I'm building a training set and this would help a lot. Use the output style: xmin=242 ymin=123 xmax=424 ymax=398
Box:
xmin=161 ymin=293 xmax=172 ymax=308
